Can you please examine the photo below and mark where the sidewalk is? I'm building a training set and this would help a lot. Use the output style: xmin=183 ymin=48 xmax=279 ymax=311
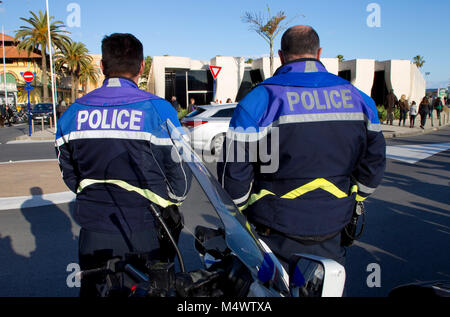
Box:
xmin=0 ymin=116 xmax=449 ymax=209
xmin=8 ymin=127 xmax=56 ymax=143
xmin=381 ymin=114 xmax=450 ymax=139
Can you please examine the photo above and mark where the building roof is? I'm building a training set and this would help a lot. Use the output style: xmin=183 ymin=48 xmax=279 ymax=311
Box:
xmin=1 ymin=33 xmax=42 ymax=59
xmin=1 ymin=46 xmax=42 ymax=59
xmin=0 ymin=33 xmax=16 ymax=42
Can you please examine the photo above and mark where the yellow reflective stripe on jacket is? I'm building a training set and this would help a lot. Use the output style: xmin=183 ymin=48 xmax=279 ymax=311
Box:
xmin=238 ymin=189 xmax=276 ymax=211
xmin=281 ymin=178 xmax=348 ymax=199
xmin=356 ymin=194 xmax=367 ymax=202
xmin=237 ymin=180 xmax=360 ymax=212
xmin=77 ymin=179 xmax=181 ymax=208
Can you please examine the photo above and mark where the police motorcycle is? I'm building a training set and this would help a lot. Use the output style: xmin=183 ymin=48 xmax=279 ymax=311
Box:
xmin=76 ymin=119 xmax=347 ymax=298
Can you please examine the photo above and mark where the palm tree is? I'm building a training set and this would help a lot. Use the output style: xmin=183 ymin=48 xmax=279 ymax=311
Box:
xmin=336 ymin=54 xmax=344 ymax=62
xmin=79 ymin=62 xmax=101 ymax=95
xmin=54 ymin=41 xmax=93 ymax=103
xmin=139 ymin=56 xmax=152 ymax=90
xmin=15 ymin=10 xmax=71 ymax=102
xmin=242 ymin=5 xmax=302 ymax=76
xmin=412 ymin=55 xmax=425 ymax=68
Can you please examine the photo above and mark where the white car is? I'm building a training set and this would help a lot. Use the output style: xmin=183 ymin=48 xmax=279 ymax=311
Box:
xmin=181 ymin=104 xmax=237 ymax=154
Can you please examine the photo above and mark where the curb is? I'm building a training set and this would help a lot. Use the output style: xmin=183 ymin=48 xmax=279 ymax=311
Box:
xmin=6 ymin=139 xmax=54 ymax=144
xmin=382 ymin=123 xmax=449 ymax=139
xmin=0 ymin=191 xmax=76 ymax=211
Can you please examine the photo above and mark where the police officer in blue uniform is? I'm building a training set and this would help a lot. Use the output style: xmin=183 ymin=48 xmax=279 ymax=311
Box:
xmin=217 ymin=25 xmax=386 ymax=269
xmin=56 ymin=33 xmax=191 ymax=296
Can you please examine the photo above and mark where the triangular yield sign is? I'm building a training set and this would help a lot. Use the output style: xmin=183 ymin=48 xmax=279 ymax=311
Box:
xmin=209 ymin=66 xmax=222 ymax=79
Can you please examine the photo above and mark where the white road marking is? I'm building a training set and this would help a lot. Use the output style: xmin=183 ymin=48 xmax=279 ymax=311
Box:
xmin=0 ymin=191 xmax=76 ymax=211
xmin=386 ymin=143 xmax=450 ymax=164
xmin=6 ymin=140 xmax=54 ymax=144
xmin=0 ymin=158 xmax=58 ymax=165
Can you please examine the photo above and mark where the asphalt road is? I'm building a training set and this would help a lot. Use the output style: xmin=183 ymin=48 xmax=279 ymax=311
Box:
xmin=0 ymin=125 xmax=449 ymax=297
xmin=0 ymin=124 xmax=55 ymax=163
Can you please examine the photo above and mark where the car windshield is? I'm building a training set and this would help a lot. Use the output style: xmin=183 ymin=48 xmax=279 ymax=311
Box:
xmin=33 ymin=104 xmax=53 ymax=112
xmin=162 ymin=119 xmax=289 ymax=294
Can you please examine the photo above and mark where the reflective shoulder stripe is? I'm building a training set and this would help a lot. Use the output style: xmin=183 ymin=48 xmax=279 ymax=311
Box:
xmin=77 ymin=179 xmax=181 ymax=208
xmin=281 ymin=178 xmax=348 ymax=199
xmin=238 ymin=189 xmax=276 ymax=211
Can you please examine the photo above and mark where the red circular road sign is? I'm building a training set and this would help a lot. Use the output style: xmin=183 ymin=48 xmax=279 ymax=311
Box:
xmin=22 ymin=71 xmax=35 ymax=82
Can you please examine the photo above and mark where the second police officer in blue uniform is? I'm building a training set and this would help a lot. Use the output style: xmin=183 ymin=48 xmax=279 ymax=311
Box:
xmin=218 ymin=25 xmax=386 ymax=268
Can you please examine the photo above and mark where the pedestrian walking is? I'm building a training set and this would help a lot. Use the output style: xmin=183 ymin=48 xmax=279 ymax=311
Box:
xmin=418 ymin=96 xmax=430 ymax=129
xmin=398 ymin=95 xmax=409 ymax=127
xmin=409 ymin=101 xmax=418 ymax=128
xmin=433 ymin=97 xmax=443 ymax=126
xmin=428 ymin=96 xmax=434 ymax=126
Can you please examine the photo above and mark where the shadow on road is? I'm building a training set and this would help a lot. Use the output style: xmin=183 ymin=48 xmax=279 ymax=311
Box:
xmin=345 ymin=163 xmax=450 ymax=297
xmin=0 ymin=187 xmax=79 ymax=296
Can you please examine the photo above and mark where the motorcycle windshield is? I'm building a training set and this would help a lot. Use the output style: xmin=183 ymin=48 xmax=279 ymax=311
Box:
xmin=163 ymin=119 xmax=289 ymax=294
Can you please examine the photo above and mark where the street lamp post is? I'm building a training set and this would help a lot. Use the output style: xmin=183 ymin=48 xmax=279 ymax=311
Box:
xmin=46 ymin=0 xmax=57 ymax=132
xmin=2 ymin=25 xmax=7 ymax=106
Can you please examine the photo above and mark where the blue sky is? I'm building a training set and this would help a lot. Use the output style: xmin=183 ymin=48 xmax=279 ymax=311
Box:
xmin=1 ymin=0 xmax=449 ymax=88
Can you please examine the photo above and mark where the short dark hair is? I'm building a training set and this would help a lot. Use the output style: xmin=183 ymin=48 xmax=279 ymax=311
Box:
xmin=101 ymin=33 xmax=144 ymax=78
xmin=281 ymin=26 xmax=320 ymax=58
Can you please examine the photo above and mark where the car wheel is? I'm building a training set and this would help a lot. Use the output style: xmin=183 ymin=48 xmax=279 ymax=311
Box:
xmin=211 ymin=133 xmax=225 ymax=155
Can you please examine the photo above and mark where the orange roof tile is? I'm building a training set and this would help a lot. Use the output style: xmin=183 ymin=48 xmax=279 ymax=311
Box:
xmin=1 ymin=46 xmax=42 ymax=59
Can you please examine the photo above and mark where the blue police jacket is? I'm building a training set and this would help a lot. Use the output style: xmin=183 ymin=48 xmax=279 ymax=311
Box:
xmin=56 ymin=77 xmax=191 ymax=234
xmin=217 ymin=59 xmax=386 ymax=238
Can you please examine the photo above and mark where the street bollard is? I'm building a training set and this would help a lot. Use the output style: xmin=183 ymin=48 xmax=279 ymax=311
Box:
xmin=31 ymin=119 xmax=35 ymax=134
xmin=49 ymin=117 xmax=53 ymax=129
xmin=41 ymin=117 xmax=44 ymax=131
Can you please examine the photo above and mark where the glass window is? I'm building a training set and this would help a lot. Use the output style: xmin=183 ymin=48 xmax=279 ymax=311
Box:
xmin=211 ymin=108 xmax=235 ymax=118
xmin=235 ymin=70 xmax=263 ymax=102
xmin=188 ymin=70 xmax=213 ymax=91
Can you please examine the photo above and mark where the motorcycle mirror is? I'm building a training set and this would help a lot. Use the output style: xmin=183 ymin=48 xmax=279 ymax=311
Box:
xmin=289 ymin=254 xmax=346 ymax=297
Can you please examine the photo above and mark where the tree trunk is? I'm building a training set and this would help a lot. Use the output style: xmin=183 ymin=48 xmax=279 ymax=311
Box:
xmin=71 ymin=74 xmax=76 ymax=103
xmin=41 ymin=42 xmax=49 ymax=102
xmin=269 ymin=39 xmax=274 ymax=77
xmin=74 ymin=76 xmax=80 ymax=102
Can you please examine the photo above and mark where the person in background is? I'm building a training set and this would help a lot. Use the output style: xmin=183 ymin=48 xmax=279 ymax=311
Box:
xmin=5 ymin=105 xmax=13 ymax=127
xmin=418 ymin=96 xmax=430 ymax=129
xmin=0 ymin=104 xmax=5 ymax=127
xmin=409 ymin=101 xmax=418 ymax=128
xmin=56 ymin=99 xmax=67 ymax=120
xmin=170 ymin=96 xmax=180 ymax=112
xmin=226 ymin=98 xmax=233 ymax=103
xmin=433 ymin=96 xmax=443 ymax=126
xmin=384 ymin=90 xmax=398 ymax=125
xmin=188 ymin=97 xmax=196 ymax=113
xmin=398 ymin=95 xmax=409 ymax=127
xmin=428 ymin=96 xmax=434 ymax=127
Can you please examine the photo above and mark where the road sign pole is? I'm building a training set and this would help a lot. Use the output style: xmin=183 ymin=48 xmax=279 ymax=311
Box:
xmin=213 ymin=79 xmax=216 ymax=103
xmin=27 ymin=88 xmax=31 ymax=136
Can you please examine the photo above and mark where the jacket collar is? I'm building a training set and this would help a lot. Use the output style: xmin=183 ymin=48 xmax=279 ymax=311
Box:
xmin=274 ymin=58 xmax=328 ymax=76
xmin=102 ymin=77 xmax=138 ymax=89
